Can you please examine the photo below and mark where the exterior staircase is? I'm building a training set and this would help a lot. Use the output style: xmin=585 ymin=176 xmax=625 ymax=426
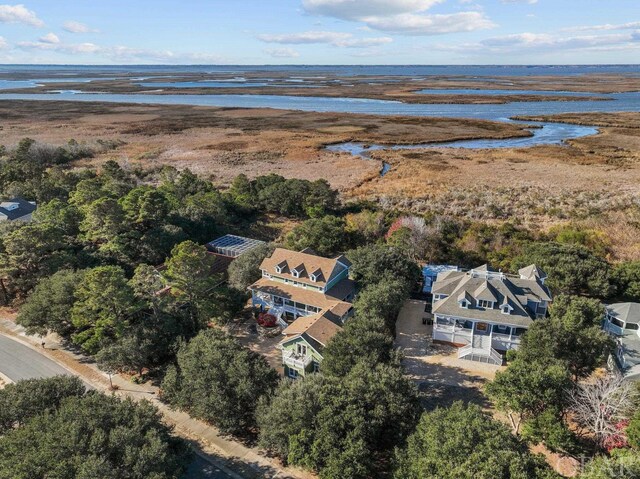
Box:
xmin=458 ymin=334 xmax=504 ymax=366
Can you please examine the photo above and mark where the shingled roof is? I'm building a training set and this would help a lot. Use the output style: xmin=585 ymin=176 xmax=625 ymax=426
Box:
xmin=0 ymin=198 xmax=36 ymax=221
xmin=281 ymin=312 xmax=342 ymax=353
xmin=432 ymin=265 xmax=552 ymax=327
xmin=259 ymin=248 xmax=351 ymax=288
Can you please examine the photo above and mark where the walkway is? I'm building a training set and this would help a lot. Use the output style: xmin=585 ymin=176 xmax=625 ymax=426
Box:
xmin=0 ymin=318 xmax=312 ymax=479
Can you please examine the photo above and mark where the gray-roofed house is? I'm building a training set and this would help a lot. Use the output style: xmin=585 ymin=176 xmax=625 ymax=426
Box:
xmin=603 ymin=303 xmax=640 ymax=381
xmin=0 ymin=198 xmax=36 ymax=222
xmin=249 ymin=247 xmax=355 ymax=329
xmin=431 ymin=264 xmax=552 ymax=365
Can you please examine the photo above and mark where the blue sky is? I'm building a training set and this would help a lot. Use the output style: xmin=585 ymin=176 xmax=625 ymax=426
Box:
xmin=0 ymin=0 xmax=638 ymax=64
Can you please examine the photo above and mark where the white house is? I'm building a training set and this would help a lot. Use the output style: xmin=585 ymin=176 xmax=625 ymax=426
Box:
xmin=603 ymin=303 xmax=640 ymax=381
xmin=0 ymin=198 xmax=36 ymax=222
xmin=431 ymin=264 xmax=552 ymax=365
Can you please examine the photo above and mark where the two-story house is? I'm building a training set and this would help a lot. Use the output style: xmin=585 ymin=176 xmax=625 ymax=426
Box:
xmin=249 ymin=247 xmax=355 ymax=378
xmin=249 ymin=247 xmax=355 ymax=324
xmin=431 ymin=264 xmax=552 ymax=365
xmin=603 ymin=302 xmax=640 ymax=381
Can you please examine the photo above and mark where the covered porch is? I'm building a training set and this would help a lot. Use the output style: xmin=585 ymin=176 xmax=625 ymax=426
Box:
xmin=433 ymin=315 xmax=526 ymax=352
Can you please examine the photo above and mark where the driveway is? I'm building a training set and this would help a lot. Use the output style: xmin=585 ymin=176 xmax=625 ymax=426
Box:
xmin=395 ymin=299 xmax=501 ymax=409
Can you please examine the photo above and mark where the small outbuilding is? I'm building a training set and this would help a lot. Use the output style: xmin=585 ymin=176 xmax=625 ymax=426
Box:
xmin=0 ymin=198 xmax=36 ymax=222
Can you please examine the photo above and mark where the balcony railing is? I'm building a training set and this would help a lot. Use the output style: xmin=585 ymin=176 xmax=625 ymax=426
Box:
xmin=283 ymin=350 xmax=313 ymax=370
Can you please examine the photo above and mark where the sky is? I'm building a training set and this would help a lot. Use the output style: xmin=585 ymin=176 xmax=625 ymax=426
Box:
xmin=0 ymin=0 xmax=638 ymax=65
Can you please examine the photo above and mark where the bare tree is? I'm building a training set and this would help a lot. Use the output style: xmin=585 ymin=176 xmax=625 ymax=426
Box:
xmin=570 ymin=374 xmax=638 ymax=448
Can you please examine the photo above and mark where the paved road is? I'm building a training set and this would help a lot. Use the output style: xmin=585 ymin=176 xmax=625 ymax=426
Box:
xmin=184 ymin=455 xmax=238 ymax=479
xmin=0 ymin=334 xmax=72 ymax=382
xmin=0 ymin=333 xmax=236 ymax=479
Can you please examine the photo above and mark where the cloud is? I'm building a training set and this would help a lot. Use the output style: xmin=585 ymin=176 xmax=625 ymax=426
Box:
xmin=16 ymin=39 xmax=227 ymax=63
xmin=364 ymin=12 xmax=495 ymax=35
xmin=63 ymin=20 xmax=98 ymax=33
xmin=302 ymin=0 xmax=442 ymax=20
xmin=264 ymin=47 xmax=300 ymax=58
xmin=564 ymin=21 xmax=640 ymax=32
xmin=258 ymin=31 xmax=351 ymax=44
xmin=17 ymin=40 xmax=100 ymax=54
xmin=301 ymin=0 xmax=493 ymax=35
xmin=431 ymin=30 xmax=640 ymax=55
xmin=0 ymin=4 xmax=43 ymax=27
xmin=337 ymin=36 xmax=393 ymax=47
xmin=481 ymin=32 xmax=640 ymax=50
xmin=39 ymin=32 xmax=60 ymax=44
xmin=501 ymin=0 xmax=538 ymax=4
xmin=257 ymin=30 xmax=393 ymax=48
xmin=0 ymin=36 xmax=8 ymax=49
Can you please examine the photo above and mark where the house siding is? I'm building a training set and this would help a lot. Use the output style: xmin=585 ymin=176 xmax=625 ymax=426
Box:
xmin=281 ymin=336 xmax=323 ymax=378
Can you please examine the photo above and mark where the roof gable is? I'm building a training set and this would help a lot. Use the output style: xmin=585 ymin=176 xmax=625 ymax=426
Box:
xmin=432 ymin=264 xmax=552 ymax=327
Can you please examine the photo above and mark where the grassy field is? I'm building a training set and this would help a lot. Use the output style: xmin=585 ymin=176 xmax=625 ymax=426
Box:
xmin=1 ymin=99 xmax=639 ymax=259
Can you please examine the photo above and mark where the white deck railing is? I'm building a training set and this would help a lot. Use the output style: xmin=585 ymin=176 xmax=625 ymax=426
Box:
xmin=283 ymin=350 xmax=313 ymax=370
xmin=458 ymin=344 xmax=503 ymax=366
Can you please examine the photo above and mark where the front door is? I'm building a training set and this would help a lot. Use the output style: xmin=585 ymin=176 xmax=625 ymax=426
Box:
xmin=475 ymin=322 xmax=490 ymax=335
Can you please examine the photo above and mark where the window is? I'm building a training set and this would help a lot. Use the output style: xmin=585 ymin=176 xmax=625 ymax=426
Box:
xmin=493 ymin=324 xmax=510 ymax=335
xmin=292 ymin=269 xmax=300 ymax=278
xmin=625 ymin=322 xmax=639 ymax=331
xmin=437 ymin=316 xmax=454 ymax=327
xmin=456 ymin=319 xmax=473 ymax=330
xmin=475 ymin=322 xmax=488 ymax=332
xmin=459 ymin=299 xmax=469 ymax=309
xmin=501 ymin=305 xmax=511 ymax=315
xmin=273 ymin=296 xmax=283 ymax=305
xmin=313 ymin=362 xmax=320 ymax=373
xmin=275 ymin=266 xmax=282 ymax=274
xmin=285 ymin=299 xmax=294 ymax=306
xmin=288 ymin=367 xmax=299 ymax=379
xmin=612 ymin=318 xmax=624 ymax=328
xmin=512 ymin=327 xmax=527 ymax=337
xmin=297 ymin=344 xmax=308 ymax=356
xmin=478 ymin=300 xmax=493 ymax=309
xmin=310 ymin=273 xmax=317 ymax=282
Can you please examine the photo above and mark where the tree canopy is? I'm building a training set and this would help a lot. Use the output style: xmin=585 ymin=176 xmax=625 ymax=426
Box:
xmin=512 ymin=242 xmax=613 ymax=298
xmin=257 ymin=363 xmax=421 ymax=479
xmin=0 ymin=378 xmax=191 ymax=479
xmin=347 ymin=243 xmax=421 ymax=290
xmin=394 ymin=402 xmax=560 ymax=479
xmin=285 ymin=215 xmax=349 ymax=257
xmin=161 ymin=328 xmax=279 ymax=435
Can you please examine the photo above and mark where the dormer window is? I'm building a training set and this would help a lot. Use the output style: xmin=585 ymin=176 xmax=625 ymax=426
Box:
xmin=459 ymin=299 xmax=470 ymax=309
xmin=275 ymin=260 xmax=287 ymax=275
xmin=292 ymin=269 xmax=300 ymax=278
xmin=500 ymin=302 xmax=513 ymax=315
xmin=478 ymin=300 xmax=493 ymax=309
xmin=310 ymin=273 xmax=317 ymax=282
